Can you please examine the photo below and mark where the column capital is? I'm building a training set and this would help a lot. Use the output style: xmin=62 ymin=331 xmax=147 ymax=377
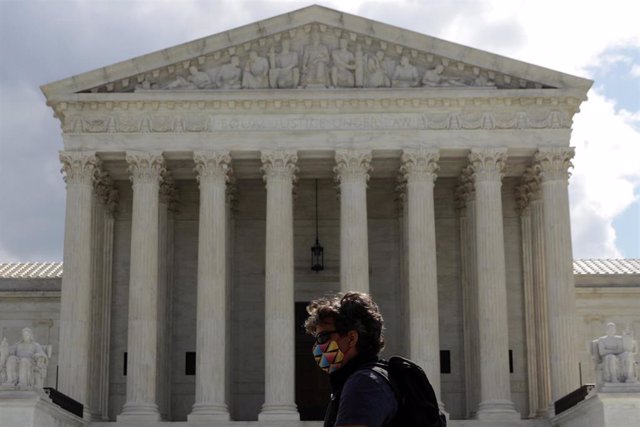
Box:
xmin=260 ymin=150 xmax=298 ymax=181
xmin=126 ymin=151 xmax=165 ymax=184
xmin=194 ymin=150 xmax=232 ymax=185
xmin=94 ymin=170 xmax=119 ymax=215
xmin=455 ymin=166 xmax=475 ymax=210
xmin=468 ymin=148 xmax=507 ymax=183
xmin=400 ymin=148 xmax=440 ymax=183
xmin=60 ymin=151 xmax=99 ymax=186
xmin=334 ymin=149 xmax=372 ymax=182
xmin=515 ymin=167 xmax=542 ymax=212
xmin=534 ymin=147 xmax=575 ymax=182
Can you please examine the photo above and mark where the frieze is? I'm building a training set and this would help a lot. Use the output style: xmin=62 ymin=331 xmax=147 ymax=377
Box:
xmin=82 ymin=24 xmax=553 ymax=94
xmin=60 ymin=109 xmax=572 ymax=134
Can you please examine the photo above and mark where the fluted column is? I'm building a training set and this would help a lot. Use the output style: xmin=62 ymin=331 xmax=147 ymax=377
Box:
xmin=89 ymin=170 xmax=118 ymax=421
xmin=530 ymin=189 xmax=551 ymax=416
xmin=189 ymin=151 xmax=232 ymax=421
xmin=158 ymin=171 xmax=177 ymax=421
xmin=259 ymin=150 xmax=299 ymax=421
xmin=401 ymin=148 xmax=442 ymax=402
xmin=535 ymin=147 xmax=579 ymax=403
xmin=469 ymin=148 xmax=519 ymax=420
xmin=334 ymin=149 xmax=372 ymax=293
xmin=118 ymin=151 xmax=165 ymax=421
xmin=516 ymin=172 xmax=538 ymax=419
xmin=58 ymin=151 xmax=98 ymax=417
xmin=456 ymin=167 xmax=480 ymax=418
xmin=517 ymin=167 xmax=552 ymax=417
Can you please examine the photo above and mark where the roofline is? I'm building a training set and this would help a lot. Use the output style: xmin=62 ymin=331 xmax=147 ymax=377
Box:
xmin=41 ymin=4 xmax=592 ymax=99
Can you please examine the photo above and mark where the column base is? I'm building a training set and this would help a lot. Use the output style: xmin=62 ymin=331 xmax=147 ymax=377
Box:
xmin=475 ymin=399 xmax=521 ymax=420
xmin=258 ymin=404 xmax=300 ymax=421
xmin=188 ymin=402 xmax=230 ymax=422
xmin=117 ymin=402 xmax=161 ymax=422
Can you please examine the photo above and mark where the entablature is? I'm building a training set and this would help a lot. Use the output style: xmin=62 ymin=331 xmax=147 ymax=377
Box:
xmin=50 ymin=88 xmax=583 ymax=136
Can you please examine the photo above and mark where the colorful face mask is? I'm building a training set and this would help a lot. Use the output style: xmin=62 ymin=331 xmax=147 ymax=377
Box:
xmin=312 ymin=340 xmax=345 ymax=373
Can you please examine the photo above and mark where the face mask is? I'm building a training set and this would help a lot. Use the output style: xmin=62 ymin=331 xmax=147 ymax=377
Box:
xmin=312 ymin=339 xmax=345 ymax=373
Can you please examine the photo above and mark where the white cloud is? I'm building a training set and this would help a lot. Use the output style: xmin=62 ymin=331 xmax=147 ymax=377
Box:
xmin=1 ymin=0 xmax=639 ymax=260
xmin=570 ymin=90 xmax=640 ymax=258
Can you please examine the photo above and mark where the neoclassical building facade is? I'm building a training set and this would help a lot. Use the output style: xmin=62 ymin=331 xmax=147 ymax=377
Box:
xmin=34 ymin=5 xmax=598 ymax=424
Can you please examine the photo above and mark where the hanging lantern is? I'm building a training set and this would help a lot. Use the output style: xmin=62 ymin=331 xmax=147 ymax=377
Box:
xmin=311 ymin=179 xmax=324 ymax=272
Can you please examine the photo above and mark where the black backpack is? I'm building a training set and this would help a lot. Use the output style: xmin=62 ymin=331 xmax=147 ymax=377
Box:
xmin=371 ymin=356 xmax=447 ymax=427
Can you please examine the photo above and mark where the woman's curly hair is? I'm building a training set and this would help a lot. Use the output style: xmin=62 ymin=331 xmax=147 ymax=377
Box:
xmin=304 ymin=292 xmax=385 ymax=358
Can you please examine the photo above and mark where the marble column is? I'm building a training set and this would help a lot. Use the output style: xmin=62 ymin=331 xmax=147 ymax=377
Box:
xmin=334 ymin=149 xmax=372 ymax=293
xmin=189 ymin=151 xmax=232 ymax=421
xmin=456 ymin=167 xmax=480 ymax=418
xmin=58 ymin=151 xmax=98 ymax=416
xmin=88 ymin=170 xmax=118 ymax=421
xmin=535 ymin=147 xmax=579 ymax=403
xmin=259 ymin=150 xmax=300 ymax=421
xmin=530 ymin=189 xmax=551 ymax=417
xmin=396 ymin=178 xmax=409 ymax=355
xmin=118 ymin=151 xmax=165 ymax=421
xmin=158 ymin=171 xmax=177 ymax=420
xmin=469 ymin=148 xmax=519 ymax=420
xmin=515 ymin=174 xmax=538 ymax=419
xmin=401 ymin=148 xmax=442 ymax=401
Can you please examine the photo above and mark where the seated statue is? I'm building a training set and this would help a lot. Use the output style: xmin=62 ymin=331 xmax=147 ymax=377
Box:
xmin=591 ymin=322 xmax=638 ymax=385
xmin=242 ymin=50 xmax=270 ymax=89
xmin=1 ymin=328 xmax=51 ymax=389
xmin=364 ymin=50 xmax=391 ymax=88
xmin=392 ymin=55 xmax=420 ymax=88
xmin=216 ymin=56 xmax=242 ymax=89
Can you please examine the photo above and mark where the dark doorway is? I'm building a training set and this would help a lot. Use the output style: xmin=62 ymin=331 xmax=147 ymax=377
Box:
xmin=295 ymin=301 xmax=331 ymax=420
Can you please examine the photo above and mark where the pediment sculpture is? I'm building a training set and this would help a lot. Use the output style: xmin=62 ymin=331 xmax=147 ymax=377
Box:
xmin=590 ymin=322 xmax=638 ymax=386
xmin=0 ymin=328 xmax=52 ymax=390
xmin=133 ymin=25 xmax=511 ymax=92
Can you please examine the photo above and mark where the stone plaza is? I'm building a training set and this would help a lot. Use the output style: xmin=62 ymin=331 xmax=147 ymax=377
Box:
xmin=1 ymin=5 xmax=638 ymax=427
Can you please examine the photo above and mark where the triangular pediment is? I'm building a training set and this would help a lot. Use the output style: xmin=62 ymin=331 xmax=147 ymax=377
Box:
xmin=41 ymin=5 xmax=591 ymax=98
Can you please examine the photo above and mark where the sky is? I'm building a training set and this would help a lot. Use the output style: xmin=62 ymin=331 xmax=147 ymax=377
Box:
xmin=0 ymin=0 xmax=638 ymax=262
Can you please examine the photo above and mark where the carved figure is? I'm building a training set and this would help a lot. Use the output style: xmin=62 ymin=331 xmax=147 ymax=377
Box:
xmin=268 ymin=39 xmax=300 ymax=88
xmin=2 ymin=328 xmax=51 ymax=389
xmin=217 ymin=56 xmax=242 ymax=89
xmin=422 ymin=64 xmax=465 ymax=87
xmin=473 ymin=73 xmax=496 ymax=87
xmin=422 ymin=64 xmax=446 ymax=86
xmin=591 ymin=323 xmax=638 ymax=384
xmin=242 ymin=50 xmax=270 ymax=89
xmin=302 ymin=31 xmax=330 ymax=88
xmin=365 ymin=50 xmax=391 ymax=88
xmin=392 ymin=55 xmax=420 ymax=88
xmin=162 ymin=66 xmax=212 ymax=90
xmin=331 ymin=38 xmax=356 ymax=88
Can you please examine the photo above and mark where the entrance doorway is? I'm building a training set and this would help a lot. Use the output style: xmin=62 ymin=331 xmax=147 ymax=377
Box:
xmin=295 ymin=301 xmax=331 ymax=420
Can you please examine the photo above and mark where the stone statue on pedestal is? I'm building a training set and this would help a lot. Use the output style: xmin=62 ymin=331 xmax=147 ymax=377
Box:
xmin=1 ymin=328 xmax=52 ymax=390
xmin=591 ymin=323 xmax=638 ymax=385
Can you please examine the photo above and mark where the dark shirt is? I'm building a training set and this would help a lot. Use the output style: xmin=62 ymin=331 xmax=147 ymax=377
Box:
xmin=334 ymin=368 xmax=397 ymax=427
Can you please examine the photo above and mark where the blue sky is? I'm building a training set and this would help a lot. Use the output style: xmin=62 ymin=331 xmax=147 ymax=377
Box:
xmin=0 ymin=0 xmax=638 ymax=261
